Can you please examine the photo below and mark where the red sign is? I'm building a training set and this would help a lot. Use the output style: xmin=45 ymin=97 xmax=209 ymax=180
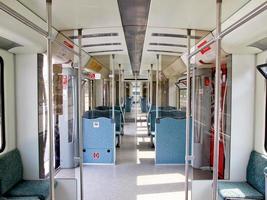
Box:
xmin=204 ymin=77 xmax=210 ymax=86
xmin=64 ymin=40 xmax=74 ymax=49
xmin=62 ymin=75 xmax=68 ymax=89
xmin=93 ymin=152 xmax=100 ymax=160
xmin=88 ymin=73 xmax=95 ymax=79
xmin=197 ymin=40 xmax=211 ymax=55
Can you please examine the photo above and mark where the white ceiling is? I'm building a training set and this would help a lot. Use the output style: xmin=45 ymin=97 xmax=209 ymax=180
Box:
xmin=0 ymin=0 xmax=265 ymax=78
xmin=147 ymin=0 xmax=251 ymax=30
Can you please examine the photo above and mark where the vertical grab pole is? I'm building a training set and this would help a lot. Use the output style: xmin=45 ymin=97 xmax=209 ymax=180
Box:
xmin=212 ymin=0 xmax=222 ymax=199
xmin=112 ymin=54 xmax=115 ymax=120
xmin=150 ymin=64 xmax=153 ymax=110
xmin=46 ymin=0 xmax=55 ymax=199
xmin=90 ymin=80 xmax=93 ymax=110
xmin=122 ymin=69 xmax=125 ymax=106
xmin=185 ymin=29 xmax=191 ymax=200
xmin=147 ymin=70 xmax=151 ymax=105
xmin=135 ymin=73 xmax=137 ymax=124
xmin=156 ymin=55 xmax=159 ymax=118
xmin=119 ymin=64 xmax=121 ymax=109
xmin=77 ymin=29 xmax=84 ymax=200
xmin=87 ymin=79 xmax=92 ymax=110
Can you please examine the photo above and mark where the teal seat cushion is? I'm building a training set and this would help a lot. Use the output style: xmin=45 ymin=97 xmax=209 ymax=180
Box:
xmin=0 ymin=149 xmax=23 ymax=194
xmin=218 ymin=182 xmax=264 ymax=199
xmin=247 ymin=151 xmax=267 ymax=195
xmin=5 ymin=180 xmax=50 ymax=200
xmin=2 ymin=197 xmax=40 ymax=200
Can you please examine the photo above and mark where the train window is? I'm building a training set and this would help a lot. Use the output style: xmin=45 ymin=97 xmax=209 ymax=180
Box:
xmin=0 ymin=56 xmax=5 ymax=153
xmin=257 ymin=63 xmax=267 ymax=151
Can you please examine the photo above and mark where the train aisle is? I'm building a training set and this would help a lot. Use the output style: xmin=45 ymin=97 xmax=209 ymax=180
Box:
xmin=79 ymin=104 xmax=191 ymax=200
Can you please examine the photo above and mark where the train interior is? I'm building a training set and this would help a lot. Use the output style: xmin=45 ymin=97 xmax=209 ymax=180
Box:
xmin=0 ymin=0 xmax=267 ymax=200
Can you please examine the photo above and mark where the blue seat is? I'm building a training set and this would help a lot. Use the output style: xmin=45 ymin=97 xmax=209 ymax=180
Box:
xmin=125 ymin=97 xmax=132 ymax=112
xmin=155 ymin=117 xmax=191 ymax=164
xmin=218 ymin=151 xmax=267 ymax=200
xmin=218 ymin=182 xmax=263 ymax=200
xmin=0 ymin=149 xmax=51 ymax=200
xmin=83 ymin=109 xmax=122 ymax=148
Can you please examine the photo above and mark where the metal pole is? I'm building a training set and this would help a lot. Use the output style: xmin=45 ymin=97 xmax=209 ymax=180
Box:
xmin=148 ymin=70 xmax=150 ymax=106
xmin=112 ymin=54 xmax=115 ymax=120
xmin=119 ymin=64 xmax=121 ymax=108
xmin=212 ymin=1 xmax=222 ymax=199
xmin=88 ymin=80 xmax=90 ymax=111
xmin=192 ymin=62 xmax=196 ymax=168
xmin=156 ymin=55 xmax=159 ymax=118
xmin=46 ymin=1 xmax=55 ymax=200
xmin=122 ymin=70 xmax=125 ymax=106
xmin=77 ymin=29 xmax=84 ymax=200
xmin=185 ymin=29 xmax=191 ymax=200
xmin=90 ymin=80 xmax=93 ymax=110
xmin=150 ymin=64 xmax=153 ymax=110
xmin=135 ymin=73 xmax=137 ymax=124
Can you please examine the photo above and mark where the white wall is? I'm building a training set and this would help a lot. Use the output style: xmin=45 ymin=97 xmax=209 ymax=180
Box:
xmin=0 ymin=49 xmax=16 ymax=155
xmin=254 ymin=50 xmax=267 ymax=154
xmin=16 ymin=54 xmax=39 ymax=179
xmin=230 ymin=54 xmax=255 ymax=181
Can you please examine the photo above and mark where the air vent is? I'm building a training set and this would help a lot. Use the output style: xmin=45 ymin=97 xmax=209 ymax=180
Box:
xmin=149 ymin=43 xmax=187 ymax=48
xmin=147 ymin=49 xmax=183 ymax=54
xmin=0 ymin=36 xmax=21 ymax=50
xmin=88 ymin=49 xmax=123 ymax=54
xmin=70 ymin=33 xmax=119 ymax=40
xmin=249 ymin=37 xmax=267 ymax=51
xmin=83 ymin=43 xmax=121 ymax=48
xmin=152 ymin=33 xmax=201 ymax=39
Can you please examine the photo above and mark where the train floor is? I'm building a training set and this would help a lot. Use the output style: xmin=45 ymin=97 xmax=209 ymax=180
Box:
xmin=56 ymin=105 xmax=192 ymax=200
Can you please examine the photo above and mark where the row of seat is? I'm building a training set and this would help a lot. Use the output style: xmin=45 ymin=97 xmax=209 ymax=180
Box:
xmin=147 ymin=107 xmax=185 ymax=136
xmin=146 ymin=106 xmax=190 ymax=164
xmin=125 ymin=97 xmax=133 ymax=112
xmin=82 ymin=106 xmax=125 ymax=164
xmin=140 ymin=97 xmax=148 ymax=113
xmin=0 ymin=149 xmax=51 ymax=200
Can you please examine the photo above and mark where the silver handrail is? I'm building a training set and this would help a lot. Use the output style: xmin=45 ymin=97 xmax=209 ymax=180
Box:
xmin=184 ymin=29 xmax=191 ymax=200
xmin=46 ymin=0 xmax=55 ymax=200
xmin=77 ymin=29 xmax=84 ymax=200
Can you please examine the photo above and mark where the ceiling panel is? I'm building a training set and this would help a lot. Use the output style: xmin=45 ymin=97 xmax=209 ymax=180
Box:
xmin=147 ymin=0 xmax=251 ymax=30
xmin=18 ymin=0 xmax=122 ymax=30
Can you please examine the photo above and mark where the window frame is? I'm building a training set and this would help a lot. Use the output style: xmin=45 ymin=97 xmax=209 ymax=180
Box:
xmin=0 ymin=56 xmax=6 ymax=153
xmin=265 ymin=81 xmax=267 ymax=152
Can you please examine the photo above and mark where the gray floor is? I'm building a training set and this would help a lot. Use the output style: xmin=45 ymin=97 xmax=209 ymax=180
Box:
xmin=57 ymin=106 xmax=191 ymax=200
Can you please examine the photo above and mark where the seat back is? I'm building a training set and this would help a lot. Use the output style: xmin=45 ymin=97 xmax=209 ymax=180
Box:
xmin=0 ymin=149 xmax=23 ymax=194
xmin=247 ymin=150 xmax=267 ymax=195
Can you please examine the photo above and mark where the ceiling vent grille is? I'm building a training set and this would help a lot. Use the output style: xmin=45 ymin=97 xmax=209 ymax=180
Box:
xmin=70 ymin=33 xmax=119 ymax=39
xmin=249 ymin=37 xmax=267 ymax=51
xmin=147 ymin=49 xmax=183 ymax=54
xmin=149 ymin=42 xmax=187 ymax=48
xmin=83 ymin=43 xmax=121 ymax=48
xmin=152 ymin=33 xmax=201 ymax=39
xmin=0 ymin=36 xmax=21 ymax=50
xmin=88 ymin=49 xmax=123 ymax=54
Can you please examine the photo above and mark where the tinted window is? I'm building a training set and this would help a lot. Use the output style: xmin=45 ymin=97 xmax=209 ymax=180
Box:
xmin=0 ymin=56 xmax=5 ymax=153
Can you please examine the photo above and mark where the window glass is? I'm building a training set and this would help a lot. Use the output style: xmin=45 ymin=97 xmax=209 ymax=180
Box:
xmin=0 ymin=56 xmax=5 ymax=153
